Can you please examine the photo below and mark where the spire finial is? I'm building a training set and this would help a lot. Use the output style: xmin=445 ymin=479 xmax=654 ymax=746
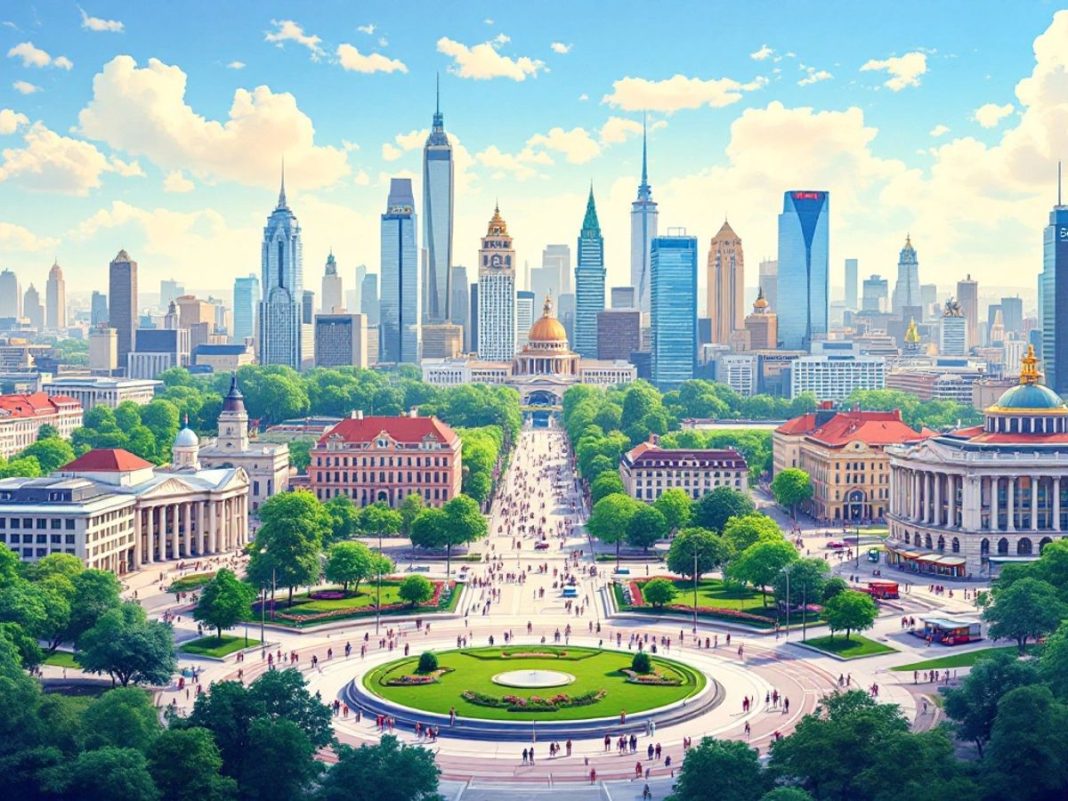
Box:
xmin=436 ymin=71 xmax=440 ymax=116
xmin=1059 ymin=160 xmax=1063 ymax=206
xmin=278 ymin=157 xmax=287 ymax=208
xmin=1020 ymin=343 xmax=1041 ymax=384
xmin=641 ymin=112 xmax=648 ymax=186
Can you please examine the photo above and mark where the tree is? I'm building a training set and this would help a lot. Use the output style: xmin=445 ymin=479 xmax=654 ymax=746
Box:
xmin=240 ymin=717 xmax=321 ymax=801
xmin=668 ymin=738 xmax=766 ymax=801
xmin=315 ymin=735 xmax=441 ymax=801
xmin=694 ymin=486 xmax=755 ymax=532
xmin=324 ymin=495 xmax=360 ymax=543
xmin=984 ymin=577 xmax=1067 ymax=652
xmin=722 ymin=514 xmax=782 ymax=556
xmin=760 ymin=791 xmax=815 ymax=801
xmin=66 ymin=569 xmax=122 ymax=643
xmin=590 ymin=472 xmax=626 ymax=505
xmin=148 ymin=728 xmax=237 ymax=801
xmin=41 ymin=746 xmax=160 ymax=801
xmin=821 ymin=576 xmax=849 ymax=603
xmin=654 ymin=488 xmax=693 ymax=535
xmin=943 ymin=650 xmax=1040 ymax=757
xmin=288 ymin=438 xmax=314 ymax=473
xmin=77 ymin=602 xmax=176 ymax=686
xmin=409 ymin=507 xmax=447 ymax=551
xmin=17 ymin=436 xmax=75 ymax=473
xmin=587 ymin=493 xmax=640 ymax=567
xmin=440 ymin=495 xmax=488 ymax=577
xmin=325 ymin=541 xmax=375 ymax=593
xmin=729 ymin=539 xmax=798 ymax=604
xmin=82 ymin=687 xmax=161 ymax=751
xmin=398 ymin=575 xmax=434 ymax=607
xmin=772 ymin=558 xmax=829 ymax=608
xmin=1039 ymin=619 xmax=1068 ymax=698
xmin=820 ymin=590 xmax=878 ymax=640
xmin=246 ymin=491 xmax=329 ymax=605
xmin=984 ymin=685 xmax=1068 ymax=801
xmin=771 ymin=469 xmax=813 ymax=519
xmin=627 ymin=504 xmax=667 ymax=551
xmin=632 ymin=650 xmax=652 ymax=674
xmin=399 ymin=493 xmax=424 ymax=538
xmin=194 ymin=569 xmax=257 ymax=641
xmin=666 ymin=527 xmax=727 ymax=583
xmin=643 ymin=578 xmax=677 ymax=609
xmin=0 ymin=621 xmax=43 ymax=669
xmin=359 ymin=501 xmax=403 ymax=542
xmin=36 ymin=423 xmax=58 ymax=440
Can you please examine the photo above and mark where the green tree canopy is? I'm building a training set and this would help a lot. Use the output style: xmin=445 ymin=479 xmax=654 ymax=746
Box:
xmin=148 ymin=727 xmax=237 ymax=801
xmin=984 ymin=577 xmax=1067 ymax=652
xmin=247 ymin=491 xmax=329 ymax=605
xmin=193 ymin=569 xmax=257 ymax=640
xmin=627 ymin=504 xmax=667 ymax=551
xmin=82 ymin=686 xmax=161 ymax=752
xmin=722 ymin=513 xmax=782 ymax=556
xmin=654 ymin=488 xmax=693 ymax=534
xmin=666 ymin=527 xmax=728 ymax=583
xmin=586 ymin=492 xmax=641 ymax=566
xmin=695 ymin=486 xmax=755 ymax=532
xmin=590 ymin=472 xmax=626 ymax=504
xmin=943 ymin=650 xmax=1040 ymax=756
xmin=314 ymin=735 xmax=441 ymax=801
xmin=772 ymin=558 xmax=829 ymax=607
xmin=643 ymin=577 xmax=677 ymax=608
xmin=668 ymin=738 xmax=766 ymax=801
xmin=820 ymin=590 xmax=878 ymax=640
xmin=398 ymin=575 xmax=434 ymax=607
xmin=324 ymin=494 xmax=360 ymax=543
xmin=324 ymin=541 xmax=375 ymax=593
xmin=729 ymin=538 xmax=799 ymax=604
xmin=771 ymin=469 xmax=813 ymax=519
xmin=77 ymin=601 xmax=176 ymax=686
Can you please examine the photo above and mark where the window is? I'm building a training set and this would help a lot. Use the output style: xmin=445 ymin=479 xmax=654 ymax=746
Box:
xmin=50 ymin=519 xmax=61 ymax=529
xmin=65 ymin=520 xmax=75 ymax=530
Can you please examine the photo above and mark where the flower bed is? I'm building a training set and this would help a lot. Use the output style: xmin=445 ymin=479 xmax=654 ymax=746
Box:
xmin=262 ymin=580 xmax=456 ymax=625
xmin=384 ymin=667 xmax=453 ymax=686
xmin=308 ymin=590 xmax=347 ymax=601
xmin=621 ymin=668 xmax=682 ymax=686
xmin=461 ymin=688 xmax=606 ymax=712
xmin=501 ymin=651 xmax=568 ymax=659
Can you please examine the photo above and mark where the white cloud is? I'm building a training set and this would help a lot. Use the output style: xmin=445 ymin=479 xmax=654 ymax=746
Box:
xmin=79 ymin=7 xmax=123 ymax=32
xmin=265 ymin=19 xmax=324 ymax=61
xmin=12 ymin=80 xmax=39 ymax=95
xmin=7 ymin=41 xmax=73 ymax=69
xmin=0 ymin=109 xmax=29 ymax=134
xmin=77 ymin=55 xmax=349 ymax=190
xmin=381 ymin=128 xmax=427 ymax=161
xmin=163 ymin=170 xmax=194 ymax=192
xmin=109 ymin=157 xmax=144 ymax=177
xmin=599 ymin=116 xmax=642 ymax=145
xmin=860 ymin=51 xmax=927 ymax=91
xmin=336 ymin=43 xmax=407 ymax=74
xmin=551 ymin=42 xmax=571 ymax=54
xmin=0 ymin=221 xmax=57 ymax=252
xmin=378 ymin=37 xmax=388 ymax=48
xmin=436 ymin=36 xmax=545 ymax=81
xmin=353 ymin=169 xmax=370 ymax=186
xmin=798 ymin=67 xmax=832 ymax=87
xmin=750 ymin=44 xmax=774 ymax=61
xmin=527 ymin=127 xmax=600 ymax=164
xmin=357 ymin=23 xmax=376 ymax=35
xmin=974 ymin=102 xmax=1014 ymax=128
xmin=0 ymin=121 xmax=122 ymax=194
xmin=475 ymin=145 xmax=544 ymax=180
xmin=929 ymin=124 xmax=950 ymax=137
xmin=578 ymin=93 xmax=589 ymax=101
xmin=603 ymin=74 xmax=767 ymax=112
xmin=341 ymin=139 xmax=359 ymax=152
xmin=483 ymin=18 xmax=494 ymax=25
xmin=227 ymin=61 xmax=246 ymax=70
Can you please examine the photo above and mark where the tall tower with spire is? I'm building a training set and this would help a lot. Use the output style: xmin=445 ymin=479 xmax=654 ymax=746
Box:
xmin=707 ymin=220 xmax=744 ymax=344
xmin=257 ymin=162 xmax=304 ymax=369
xmin=477 ymin=204 xmax=516 ymax=360
xmin=422 ymin=74 xmax=454 ymax=324
xmin=321 ymin=250 xmax=343 ymax=313
xmin=574 ymin=186 xmax=605 ymax=358
xmin=46 ymin=259 xmax=66 ymax=330
xmin=891 ymin=234 xmax=921 ymax=319
xmin=630 ymin=119 xmax=659 ymax=315
xmin=1041 ymin=161 xmax=1068 ymax=393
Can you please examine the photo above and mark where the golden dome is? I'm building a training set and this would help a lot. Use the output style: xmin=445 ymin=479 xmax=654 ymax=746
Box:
xmin=528 ymin=295 xmax=568 ymax=343
xmin=486 ymin=203 xmax=509 ymax=236
xmin=753 ymin=286 xmax=768 ymax=311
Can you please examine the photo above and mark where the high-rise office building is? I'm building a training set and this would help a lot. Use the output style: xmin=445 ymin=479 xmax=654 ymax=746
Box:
xmin=558 ymin=292 xmax=575 ymax=344
xmin=360 ymin=273 xmax=379 ymax=326
xmin=597 ymin=309 xmax=641 ymax=361
xmin=956 ymin=275 xmax=978 ymax=350
xmin=611 ymin=286 xmax=636 ymax=309
xmin=422 ymin=78 xmax=454 ymax=324
xmin=891 ymin=235 xmax=921 ymax=317
xmin=1000 ymin=296 xmax=1024 ymax=337
xmin=939 ymin=301 xmax=967 ymax=356
xmin=758 ymin=259 xmax=778 ymax=314
xmin=321 ymin=251 xmax=343 ymax=313
xmin=301 ymin=291 xmax=314 ymax=325
xmin=844 ymin=258 xmax=858 ymax=310
xmin=257 ymin=168 xmax=303 ymax=369
xmin=108 ymin=249 xmax=138 ymax=371
xmin=989 ymin=308 xmax=1006 ymax=346
xmin=0 ymin=270 xmax=19 ymax=319
xmin=630 ymin=121 xmax=659 ymax=314
xmin=707 ymin=220 xmax=744 ymax=344
xmin=777 ymin=191 xmax=829 ymax=350
xmin=23 ymin=284 xmax=43 ymax=329
xmin=542 ymin=244 xmax=571 ymax=296
xmin=381 ymin=178 xmax=420 ymax=364
xmin=1041 ymin=173 xmax=1068 ymax=392
xmin=920 ymin=284 xmax=938 ymax=320
xmin=574 ymin=188 xmax=605 ymax=358
xmin=88 ymin=326 xmax=118 ymax=374
xmin=90 ymin=291 xmax=108 ymax=327
xmin=353 ymin=264 xmax=367 ymax=312
xmin=314 ymin=313 xmax=368 ymax=368
xmin=529 ymin=266 xmax=558 ymax=315
xmin=516 ymin=290 xmax=535 ymax=350
xmin=650 ymin=230 xmax=698 ymax=388
xmin=160 ymin=279 xmax=184 ymax=309
xmin=862 ymin=275 xmax=889 ymax=313
xmin=745 ymin=288 xmax=778 ymax=350
xmin=46 ymin=261 xmax=66 ymax=330
xmin=477 ymin=205 xmax=516 ymax=360
xmin=468 ymin=283 xmax=479 ymax=353
xmin=232 ymin=274 xmax=259 ymax=343
xmin=449 ymin=265 xmax=469 ymax=333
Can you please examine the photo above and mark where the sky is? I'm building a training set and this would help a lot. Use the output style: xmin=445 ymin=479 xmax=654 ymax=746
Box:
xmin=1 ymin=1 xmax=1067 ymax=314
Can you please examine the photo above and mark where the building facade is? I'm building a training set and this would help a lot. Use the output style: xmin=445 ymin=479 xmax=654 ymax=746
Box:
xmin=574 ymin=188 xmax=605 ymax=359
xmin=516 ymin=290 xmax=536 ymax=351
xmin=43 ymin=377 xmax=159 ymax=409
xmin=844 ymin=258 xmax=858 ymax=310
xmin=314 ymin=314 xmax=368 ymax=368
xmin=380 ymin=178 xmax=421 ymax=364
xmin=777 ymin=191 xmax=829 ymax=350
xmin=0 ymin=393 xmax=82 ymax=459
xmin=1040 ymin=190 xmax=1068 ymax=393
xmin=422 ymin=82 xmax=454 ymax=324
xmin=939 ymin=298 xmax=968 ymax=356
xmin=0 ymin=269 xmax=19 ymax=319
xmin=745 ymin=288 xmax=777 ymax=350
xmin=477 ymin=206 xmax=516 ymax=361
xmin=597 ymin=309 xmax=641 ymax=361
xmin=321 ymin=251 xmax=344 ymax=313
xmin=651 ymin=232 xmax=698 ymax=389
xmin=891 ymin=235 xmax=921 ymax=318
xmin=108 ymin=250 xmax=138 ymax=372
xmin=46 ymin=261 xmax=66 ymax=331
xmin=232 ymin=274 xmax=259 ymax=343
xmin=630 ymin=123 xmax=658 ymax=314
xmin=257 ymin=170 xmax=303 ymax=369
xmin=790 ymin=353 xmax=887 ymax=400
xmin=620 ymin=437 xmax=748 ymax=501
xmin=707 ymin=220 xmax=744 ymax=345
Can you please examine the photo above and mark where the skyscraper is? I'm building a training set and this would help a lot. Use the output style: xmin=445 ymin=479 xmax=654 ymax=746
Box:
xmin=706 ymin=220 xmax=744 ymax=344
xmin=257 ymin=167 xmax=303 ymax=369
xmin=651 ymin=230 xmax=698 ymax=389
xmin=160 ymin=279 xmax=184 ymax=309
xmin=862 ymin=275 xmax=889 ymax=312
xmin=321 ymin=251 xmax=343 ymax=312
xmin=45 ymin=261 xmax=66 ymax=330
xmin=1000 ymin=296 xmax=1024 ymax=338
xmin=844 ymin=258 xmax=858 ymax=310
xmin=353 ymin=264 xmax=367 ymax=312
xmin=939 ymin=299 xmax=967 ymax=356
xmin=891 ymin=235 xmax=921 ymax=317
xmin=233 ymin=274 xmax=259 ymax=343
xmin=574 ymin=187 xmax=605 ymax=358
xmin=422 ymin=76 xmax=453 ymax=323
xmin=957 ymin=274 xmax=978 ymax=353
xmin=108 ymin=249 xmax=138 ymax=371
xmin=1041 ymin=169 xmax=1068 ymax=393
xmin=516 ymin=290 xmax=535 ymax=350
xmin=777 ymin=190 xmax=829 ymax=350
xmin=314 ymin=313 xmax=368 ymax=368
xmin=450 ymin=265 xmax=469 ymax=331
xmin=745 ymin=288 xmax=778 ymax=350
xmin=0 ymin=269 xmax=19 ymax=319
xmin=477 ymin=205 xmax=516 ymax=360
xmin=90 ymin=291 xmax=108 ymax=326
xmin=758 ymin=259 xmax=778 ymax=314
xmin=360 ymin=273 xmax=379 ymax=326
xmin=630 ymin=120 xmax=659 ymax=314
xmin=23 ymin=284 xmax=43 ymax=330
xmin=380 ymin=178 xmax=420 ymax=363
xmin=611 ymin=286 xmax=636 ymax=309
xmin=542 ymin=244 xmax=571 ymax=296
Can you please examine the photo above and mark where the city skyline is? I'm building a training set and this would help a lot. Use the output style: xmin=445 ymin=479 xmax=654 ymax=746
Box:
xmin=0 ymin=4 xmax=1066 ymax=303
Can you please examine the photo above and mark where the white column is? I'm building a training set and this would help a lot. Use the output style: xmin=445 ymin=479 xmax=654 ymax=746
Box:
xmin=182 ymin=502 xmax=191 ymax=556
xmin=934 ymin=474 xmax=942 ymax=527
xmin=144 ymin=507 xmax=154 ymax=564
xmin=990 ymin=477 xmax=999 ymax=531
xmin=1007 ymin=477 xmax=1016 ymax=532
xmin=208 ymin=499 xmax=217 ymax=553
xmin=171 ymin=503 xmax=180 ymax=558
xmin=1055 ymin=478 xmax=1062 ymax=532
xmin=912 ymin=470 xmax=920 ymax=520
xmin=133 ymin=508 xmax=143 ymax=567
xmin=158 ymin=506 xmax=168 ymax=561
xmin=1032 ymin=478 xmax=1040 ymax=531
xmin=197 ymin=501 xmax=206 ymax=555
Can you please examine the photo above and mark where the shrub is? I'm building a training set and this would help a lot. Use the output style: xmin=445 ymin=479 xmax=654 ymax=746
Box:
xmin=632 ymin=650 xmax=652 ymax=674
xmin=417 ymin=651 xmax=438 ymax=674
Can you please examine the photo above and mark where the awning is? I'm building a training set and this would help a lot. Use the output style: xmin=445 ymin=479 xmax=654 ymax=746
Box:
xmin=987 ymin=555 xmax=1041 ymax=563
xmin=923 ymin=616 xmax=981 ymax=628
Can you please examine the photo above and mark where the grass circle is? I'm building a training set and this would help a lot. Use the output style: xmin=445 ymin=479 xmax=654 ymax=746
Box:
xmin=363 ymin=646 xmax=707 ymax=721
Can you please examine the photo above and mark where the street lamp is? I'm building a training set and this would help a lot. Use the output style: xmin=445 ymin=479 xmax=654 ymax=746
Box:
xmin=779 ymin=564 xmax=792 ymax=640
xmin=692 ymin=544 xmax=699 ymax=635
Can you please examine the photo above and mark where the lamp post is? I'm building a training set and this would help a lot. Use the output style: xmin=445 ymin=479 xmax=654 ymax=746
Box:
xmin=692 ymin=544 xmax=699 ymax=634
xmin=801 ymin=579 xmax=808 ymax=641
xmin=780 ymin=564 xmax=792 ymax=640
xmin=855 ymin=523 xmax=861 ymax=570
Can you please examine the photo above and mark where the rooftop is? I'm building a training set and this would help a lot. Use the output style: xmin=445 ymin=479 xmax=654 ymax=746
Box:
xmin=318 ymin=413 xmax=458 ymax=447
xmin=0 ymin=392 xmax=80 ymax=418
xmin=61 ymin=449 xmax=155 ymax=473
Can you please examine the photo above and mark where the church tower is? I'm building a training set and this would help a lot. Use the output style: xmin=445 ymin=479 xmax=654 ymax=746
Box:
xmin=217 ymin=373 xmax=249 ymax=452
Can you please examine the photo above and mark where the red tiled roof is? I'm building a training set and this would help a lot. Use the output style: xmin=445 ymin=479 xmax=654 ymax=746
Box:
xmin=317 ymin=415 xmax=458 ymax=446
xmin=61 ymin=449 xmax=154 ymax=472
xmin=0 ymin=391 xmax=80 ymax=418
xmin=775 ymin=413 xmax=816 ymax=435
xmin=796 ymin=410 xmax=929 ymax=448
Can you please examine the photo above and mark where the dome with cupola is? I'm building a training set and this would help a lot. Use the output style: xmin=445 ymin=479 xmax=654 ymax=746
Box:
xmin=983 ymin=345 xmax=1068 ymax=434
xmin=527 ymin=295 xmax=568 ymax=346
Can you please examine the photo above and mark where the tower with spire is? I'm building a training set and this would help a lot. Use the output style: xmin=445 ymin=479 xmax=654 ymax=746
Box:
xmin=707 ymin=219 xmax=745 ymax=345
xmin=477 ymin=204 xmax=516 ymax=360
xmin=46 ymin=259 xmax=66 ymax=331
xmin=630 ymin=118 xmax=659 ymax=315
xmin=1041 ymin=160 xmax=1068 ymax=394
xmin=422 ymin=73 xmax=454 ymax=325
xmin=891 ymin=233 xmax=921 ymax=319
xmin=574 ymin=186 xmax=606 ymax=358
xmin=257 ymin=161 xmax=304 ymax=369
xmin=321 ymin=249 xmax=343 ymax=313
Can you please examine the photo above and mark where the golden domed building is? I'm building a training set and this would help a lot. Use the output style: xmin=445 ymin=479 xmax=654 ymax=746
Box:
xmin=513 ymin=295 xmax=579 ymax=378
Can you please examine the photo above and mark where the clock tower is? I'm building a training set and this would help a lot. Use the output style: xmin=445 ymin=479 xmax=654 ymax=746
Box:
xmin=477 ymin=205 xmax=517 ymax=360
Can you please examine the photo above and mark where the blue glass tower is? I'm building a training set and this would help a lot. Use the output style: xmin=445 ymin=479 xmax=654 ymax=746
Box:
xmin=777 ymin=190 xmax=829 ymax=350
xmin=630 ymin=120 xmax=659 ymax=314
xmin=380 ymin=178 xmax=421 ymax=363
xmin=574 ymin=187 xmax=605 ymax=358
xmin=257 ymin=165 xmax=303 ymax=368
xmin=650 ymin=231 xmax=698 ymax=389
xmin=1040 ymin=168 xmax=1068 ymax=393
xmin=422 ymin=75 xmax=453 ymax=323
xmin=233 ymin=274 xmax=259 ymax=343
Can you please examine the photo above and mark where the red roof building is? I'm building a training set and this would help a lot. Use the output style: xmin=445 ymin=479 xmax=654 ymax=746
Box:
xmin=309 ymin=410 xmax=462 ymax=508
xmin=0 ymin=391 xmax=82 ymax=460
xmin=620 ymin=437 xmax=748 ymax=502
xmin=61 ymin=448 xmax=155 ymax=473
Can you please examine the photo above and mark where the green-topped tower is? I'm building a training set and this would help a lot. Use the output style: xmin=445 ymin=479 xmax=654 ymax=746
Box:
xmin=574 ymin=185 xmax=605 ymax=358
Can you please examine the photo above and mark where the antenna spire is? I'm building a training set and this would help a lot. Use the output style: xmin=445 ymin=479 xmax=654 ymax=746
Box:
xmin=436 ymin=71 xmax=440 ymax=116
xmin=278 ymin=157 xmax=287 ymax=208
xmin=1059 ymin=160 xmax=1063 ymax=206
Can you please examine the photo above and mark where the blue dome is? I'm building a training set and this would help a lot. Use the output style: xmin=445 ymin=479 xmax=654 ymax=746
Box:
xmin=994 ymin=382 xmax=1066 ymax=411
xmin=174 ymin=427 xmax=199 ymax=448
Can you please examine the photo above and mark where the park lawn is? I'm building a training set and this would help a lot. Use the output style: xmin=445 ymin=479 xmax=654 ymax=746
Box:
xmin=44 ymin=651 xmax=80 ymax=668
xmin=366 ymin=646 xmax=705 ymax=722
xmin=254 ymin=579 xmax=461 ymax=628
xmin=295 ymin=584 xmax=405 ymax=612
xmin=180 ymin=635 xmax=251 ymax=658
xmin=890 ymin=645 xmax=1034 ymax=672
xmin=167 ymin=572 xmax=216 ymax=593
xmin=804 ymin=634 xmax=897 ymax=659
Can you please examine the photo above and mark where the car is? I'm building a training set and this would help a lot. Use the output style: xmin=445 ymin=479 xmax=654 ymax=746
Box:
xmin=534 ymin=541 xmax=550 ymax=550
xmin=615 ymin=567 xmax=631 ymax=575
xmin=825 ymin=541 xmax=847 ymax=550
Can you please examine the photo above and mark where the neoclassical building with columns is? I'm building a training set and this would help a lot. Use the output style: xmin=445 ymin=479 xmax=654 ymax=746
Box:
xmin=886 ymin=346 xmax=1068 ymax=577
xmin=0 ymin=425 xmax=249 ymax=575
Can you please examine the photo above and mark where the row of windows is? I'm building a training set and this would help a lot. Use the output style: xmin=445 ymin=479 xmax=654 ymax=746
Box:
xmin=634 ymin=470 xmax=744 ymax=480
xmin=0 ymin=517 xmax=76 ymax=530
xmin=0 ymin=533 xmax=76 ymax=545
xmin=315 ymin=455 xmax=450 ymax=468
xmin=314 ymin=471 xmax=453 ymax=484
xmin=316 ymin=487 xmax=448 ymax=502
xmin=11 ymin=546 xmax=77 ymax=559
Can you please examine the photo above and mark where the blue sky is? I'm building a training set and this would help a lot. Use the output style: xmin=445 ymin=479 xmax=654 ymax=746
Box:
xmin=1 ymin=2 xmax=1066 ymax=315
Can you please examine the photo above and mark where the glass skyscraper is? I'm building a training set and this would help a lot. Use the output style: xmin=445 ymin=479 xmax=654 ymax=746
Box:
xmin=650 ymin=231 xmax=697 ymax=389
xmin=257 ymin=169 xmax=303 ymax=369
xmin=232 ymin=274 xmax=259 ymax=343
xmin=1040 ymin=183 xmax=1068 ymax=393
xmin=380 ymin=178 xmax=420 ymax=363
xmin=630 ymin=121 xmax=658 ymax=314
xmin=574 ymin=188 xmax=605 ymax=358
xmin=422 ymin=79 xmax=453 ymax=323
xmin=777 ymin=190 xmax=829 ymax=351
